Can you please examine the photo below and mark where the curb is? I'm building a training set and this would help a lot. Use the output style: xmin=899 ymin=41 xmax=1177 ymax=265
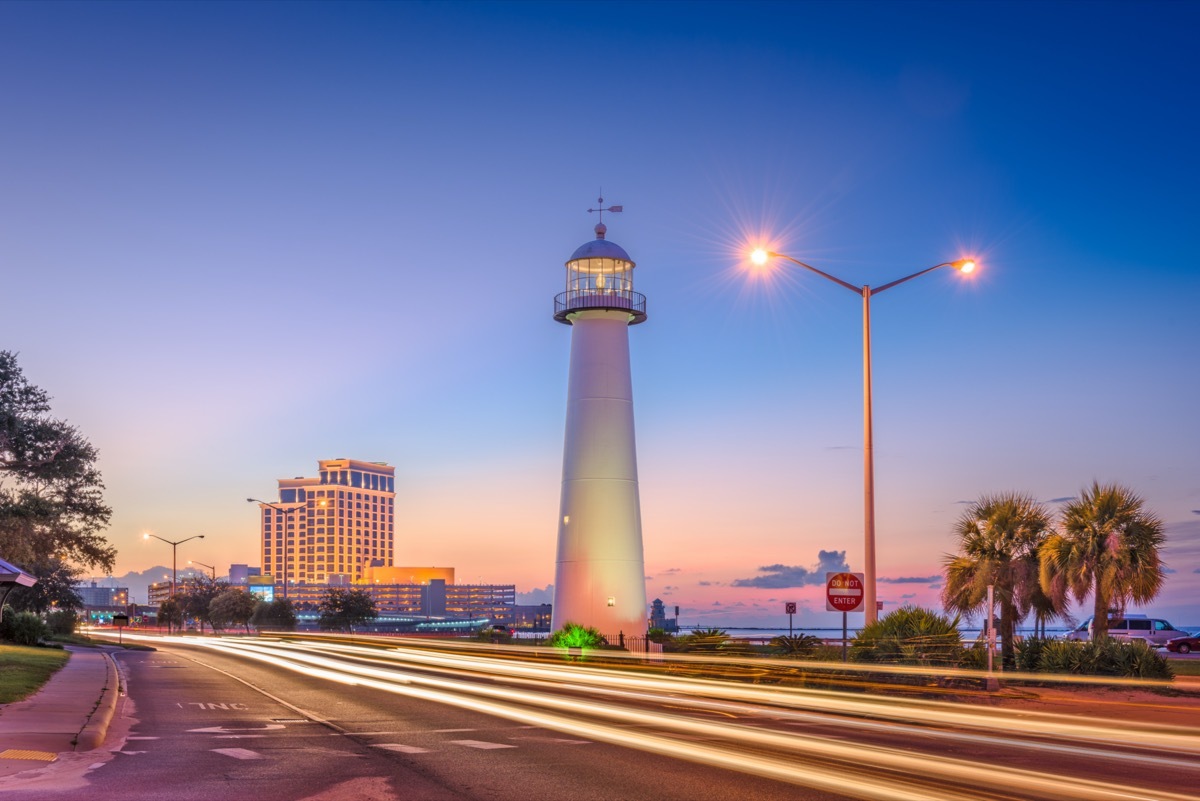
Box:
xmin=73 ymin=650 xmax=119 ymax=751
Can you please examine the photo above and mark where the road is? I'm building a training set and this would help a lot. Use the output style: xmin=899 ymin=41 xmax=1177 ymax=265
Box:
xmin=5 ymin=634 xmax=1200 ymax=801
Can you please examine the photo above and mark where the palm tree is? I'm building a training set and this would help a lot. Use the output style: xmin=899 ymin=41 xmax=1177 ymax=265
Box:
xmin=943 ymin=492 xmax=1055 ymax=668
xmin=1039 ymin=482 xmax=1165 ymax=640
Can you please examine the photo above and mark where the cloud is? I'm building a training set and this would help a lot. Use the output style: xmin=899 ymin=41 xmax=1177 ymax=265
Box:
xmin=1192 ymin=510 xmax=1200 ymax=515
xmin=697 ymin=580 xmax=713 ymax=586
xmin=731 ymin=550 xmax=849 ymax=588
xmin=660 ymin=568 xmax=682 ymax=574
xmin=878 ymin=575 xmax=941 ymax=584
xmin=1163 ymin=567 xmax=1177 ymax=574
xmin=1194 ymin=568 xmax=1200 ymax=574
xmin=1049 ymin=496 xmax=1075 ymax=504
xmin=901 ymin=593 xmax=917 ymax=599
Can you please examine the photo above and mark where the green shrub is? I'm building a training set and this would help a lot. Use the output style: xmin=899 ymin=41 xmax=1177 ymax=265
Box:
xmin=1038 ymin=639 xmax=1173 ymax=679
xmin=849 ymin=606 xmax=965 ymax=666
xmin=46 ymin=610 xmax=78 ymax=637
xmin=1014 ymin=636 xmax=1051 ymax=672
xmin=959 ymin=643 xmax=989 ymax=670
xmin=1 ymin=611 xmax=49 ymax=646
xmin=546 ymin=622 xmax=605 ymax=650
xmin=682 ymin=628 xmax=729 ymax=652
xmin=770 ymin=634 xmax=824 ymax=657
xmin=647 ymin=627 xmax=673 ymax=644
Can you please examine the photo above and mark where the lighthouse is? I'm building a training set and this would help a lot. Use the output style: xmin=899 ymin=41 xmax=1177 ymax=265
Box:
xmin=551 ymin=200 xmax=648 ymax=639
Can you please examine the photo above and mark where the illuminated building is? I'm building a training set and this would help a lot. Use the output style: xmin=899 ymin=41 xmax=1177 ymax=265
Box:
xmin=551 ymin=206 xmax=649 ymax=637
xmin=255 ymin=458 xmax=396 ymax=592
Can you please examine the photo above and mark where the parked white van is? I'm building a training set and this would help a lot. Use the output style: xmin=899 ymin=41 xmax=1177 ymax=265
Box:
xmin=1063 ymin=614 xmax=1185 ymax=646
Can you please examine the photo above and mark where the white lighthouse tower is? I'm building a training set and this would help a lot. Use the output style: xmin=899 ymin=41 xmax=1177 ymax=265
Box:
xmin=552 ymin=199 xmax=648 ymax=640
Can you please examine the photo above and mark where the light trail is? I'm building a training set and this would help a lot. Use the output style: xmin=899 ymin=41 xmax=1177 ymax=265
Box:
xmin=114 ymin=633 xmax=1200 ymax=801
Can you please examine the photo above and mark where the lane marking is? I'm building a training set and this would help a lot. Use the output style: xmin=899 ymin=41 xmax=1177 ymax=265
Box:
xmin=189 ymin=724 xmax=285 ymax=734
xmin=432 ymin=728 xmax=476 ymax=733
xmin=127 ymin=736 xmax=160 ymax=740
xmin=373 ymin=744 xmax=431 ymax=754
xmin=449 ymin=740 xmax=517 ymax=750
xmin=212 ymin=748 xmax=263 ymax=760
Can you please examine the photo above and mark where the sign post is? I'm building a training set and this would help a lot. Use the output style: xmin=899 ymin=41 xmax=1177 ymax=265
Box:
xmin=784 ymin=602 xmax=796 ymax=637
xmin=113 ymin=613 xmax=129 ymax=645
xmin=826 ymin=572 xmax=864 ymax=662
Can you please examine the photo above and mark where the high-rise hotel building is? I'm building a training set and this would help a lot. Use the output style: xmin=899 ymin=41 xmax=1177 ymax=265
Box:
xmin=257 ymin=459 xmax=396 ymax=589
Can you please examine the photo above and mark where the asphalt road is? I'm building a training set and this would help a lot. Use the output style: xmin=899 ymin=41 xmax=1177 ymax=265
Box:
xmin=1 ymin=639 xmax=834 ymax=801
xmin=5 ymin=635 xmax=1200 ymax=801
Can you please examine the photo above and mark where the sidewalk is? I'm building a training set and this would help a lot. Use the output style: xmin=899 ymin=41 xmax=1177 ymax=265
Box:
xmin=0 ymin=646 xmax=120 ymax=778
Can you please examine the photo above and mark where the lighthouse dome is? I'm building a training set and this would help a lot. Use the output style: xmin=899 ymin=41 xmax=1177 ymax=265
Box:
xmin=567 ymin=237 xmax=633 ymax=265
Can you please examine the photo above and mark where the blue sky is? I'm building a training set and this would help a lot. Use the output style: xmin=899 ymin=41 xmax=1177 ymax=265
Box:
xmin=3 ymin=1 xmax=1197 ymax=625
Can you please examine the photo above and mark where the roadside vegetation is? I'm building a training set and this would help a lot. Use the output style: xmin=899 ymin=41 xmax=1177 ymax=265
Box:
xmin=0 ymin=644 xmax=69 ymax=703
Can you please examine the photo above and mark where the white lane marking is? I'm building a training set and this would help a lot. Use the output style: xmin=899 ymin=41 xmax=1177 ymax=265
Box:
xmin=126 ymin=736 xmax=159 ymax=740
xmin=432 ymin=728 xmax=476 ymax=733
xmin=215 ymin=735 xmax=267 ymax=739
xmin=449 ymin=740 xmax=516 ymax=750
xmin=373 ymin=744 xmax=431 ymax=754
xmin=118 ymin=751 xmax=148 ymax=755
xmin=212 ymin=748 xmax=263 ymax=760
xmin=552 ymin=739 xmax=592 ymax=745
xmin=189 ymin=724 xmax=285 ymax=734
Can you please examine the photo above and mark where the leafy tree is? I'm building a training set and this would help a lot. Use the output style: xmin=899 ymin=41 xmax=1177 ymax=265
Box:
xmin=942 ymin=492 xmax=1058 ymax=668
xmin=157 ymin=597 xmax=184 ymax=634
xmin=1039 ymin=482 xmax=1165 ymax=640
xmin=0 ymin=352 xmax=114 ymax=579
xmin=251 ymin=598 xmax=297 ymax=631
xmin=5 ymin=555 xmax=83 ymax=614
xmin=176 ymin=577 xmax=226 ymax=633
xmin=209 ymin=588 xmax=257 ymax=633
xmin=317 ymin=587 xmax=377 ymax=632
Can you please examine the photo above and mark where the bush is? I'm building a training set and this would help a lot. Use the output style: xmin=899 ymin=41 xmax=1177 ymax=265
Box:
xmin=546 ymin=622 xmax=605 ymax=650
xmin=1 ymin=610 xmax=49 ymax=646
xmin=1014 ymin=636 xmax=1051 ymax=672
xmin=770 ymin=634 xmax=824 ymax=657
xmin=681 ymin=628 xmax=729 ymax=652
xmin=46 ymin=610 xmax=78 ymax=637
xmin=647 ymin=627 xmax=673 ymax=644
xmin=1037 ymin=639 xmax=1173 ymax=679
xmin=849 ymin=606 xmax=965 ymax=666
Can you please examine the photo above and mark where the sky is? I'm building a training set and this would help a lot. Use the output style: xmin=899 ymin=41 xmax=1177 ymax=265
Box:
xmin=3 ymin=1 xmax=1197 ymax=627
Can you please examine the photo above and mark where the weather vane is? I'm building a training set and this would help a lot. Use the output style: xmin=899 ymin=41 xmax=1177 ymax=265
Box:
xmin=587 ymin=191 xmax=623 ymax=225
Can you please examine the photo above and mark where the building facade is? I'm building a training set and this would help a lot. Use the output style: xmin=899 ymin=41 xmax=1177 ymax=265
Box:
xmin=256 ymin=458 xmax=396 ymax=592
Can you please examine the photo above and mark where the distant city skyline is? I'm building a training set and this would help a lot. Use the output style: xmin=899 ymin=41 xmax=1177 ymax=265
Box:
xmin=6 ymin=1 xmax=1197 ymax=627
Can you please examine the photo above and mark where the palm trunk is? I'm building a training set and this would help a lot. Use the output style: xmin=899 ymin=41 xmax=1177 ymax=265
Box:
xmin=1000 ymin=598 xmax=1018 ymax=668
xmin=1092 ymin=584 xmax=1109 ymax=640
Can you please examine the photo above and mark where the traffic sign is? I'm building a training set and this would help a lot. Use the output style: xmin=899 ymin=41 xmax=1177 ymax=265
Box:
xmin=825 ymin=572 xmax=864 ymax=613
xmin=784 ymin=602 xmax=797 ymax=615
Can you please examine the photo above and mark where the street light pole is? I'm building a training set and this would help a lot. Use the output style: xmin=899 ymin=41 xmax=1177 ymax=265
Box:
xmin=189 ymin=559 xmax=217 ymax=582
xmin=248 ymin=498 xmax=301 ymax=600
xmin=750 ymin=250 xmax=976 ymax=625
xmin=143 ymin=533 xmax=206 ymax=600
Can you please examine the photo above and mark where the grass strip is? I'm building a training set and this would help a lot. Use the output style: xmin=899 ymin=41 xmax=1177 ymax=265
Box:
xmin=0 ymin=644 xmax=70 ymax=703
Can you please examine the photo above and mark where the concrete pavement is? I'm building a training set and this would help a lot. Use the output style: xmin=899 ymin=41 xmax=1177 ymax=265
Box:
xmin=0 ymin=646 xmax=121 ymax=778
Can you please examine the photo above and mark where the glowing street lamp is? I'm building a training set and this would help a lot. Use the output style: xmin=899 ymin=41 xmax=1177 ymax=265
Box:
xmin=143 ymin=533 xmax=205 ymax=600
xmin=748 ymin=248 xmax=977 ymax=624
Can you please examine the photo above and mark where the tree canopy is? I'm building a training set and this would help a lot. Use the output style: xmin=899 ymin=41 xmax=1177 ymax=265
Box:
xmin=317 ymin=587 xmax=377 ymax=632
xmin=1039 ymin=482 xmax=1165 ymax=640
xmin=0 ymin=352 xmax=114 ymax=602
xmin=943 ymin=492 xmax=1058 ymax=668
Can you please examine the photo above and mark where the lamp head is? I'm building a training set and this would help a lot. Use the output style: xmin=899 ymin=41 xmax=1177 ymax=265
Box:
xmin=142 ymin=533 xmax=150 ymax=540
xmin=954 ymin=258 xmax=977 ymax=274
xmin=750 ymin=248 xmax=770 ymax=266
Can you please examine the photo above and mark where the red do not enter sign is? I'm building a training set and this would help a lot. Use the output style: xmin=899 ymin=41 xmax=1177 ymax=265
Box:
xmin=825 ymin=572 xmax=864 ymax=613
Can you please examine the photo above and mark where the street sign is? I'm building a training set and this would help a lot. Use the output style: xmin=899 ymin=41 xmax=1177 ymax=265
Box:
xmin=784 ymin=602 xmax=797 ymax=615
xmin=825 ymin=572 xmax=864 ymax=613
